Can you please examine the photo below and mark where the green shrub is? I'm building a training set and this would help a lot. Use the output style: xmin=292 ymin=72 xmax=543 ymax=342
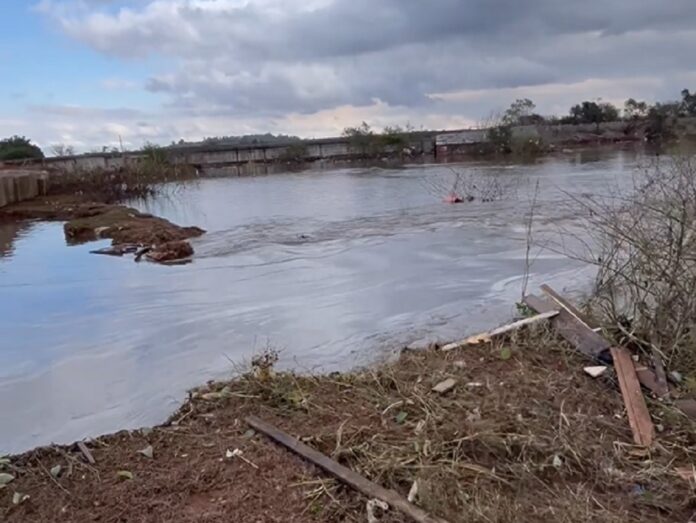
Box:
xmin=0 ymin=136 xmax=44 ymax=161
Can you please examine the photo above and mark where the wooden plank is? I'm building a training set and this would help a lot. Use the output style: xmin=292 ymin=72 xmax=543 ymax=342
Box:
xmin=540 ymin=284 xmax=597 ymax=329
xmin=611 ymin=347 xmax=655 ymax=447
xmin=523 ymin=294 xmax=610 ymax=358
xmin=526 ymin=293 xmax=669 ymax=398
xmin=246 ymin=416 xmax=450 ymax=523
xmin=441 ymin=310 xmax=559 ymax=352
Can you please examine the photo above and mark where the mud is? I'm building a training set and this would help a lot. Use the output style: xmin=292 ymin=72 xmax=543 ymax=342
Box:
xmin=0 ymin=195 xmax=204 ymax=262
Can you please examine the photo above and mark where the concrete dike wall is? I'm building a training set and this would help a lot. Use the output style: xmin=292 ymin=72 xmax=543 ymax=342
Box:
xmin=2 ymin=135 xmax=437 ymax=175
xmin=0 ymin=170 xmax=50 ymax=208
xmin=5 ymin=118 xmax=696 ymax=176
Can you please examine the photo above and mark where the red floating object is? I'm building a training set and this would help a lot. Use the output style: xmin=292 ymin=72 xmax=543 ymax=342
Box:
xmin=443 ymin=192 xmax=463 ymax=204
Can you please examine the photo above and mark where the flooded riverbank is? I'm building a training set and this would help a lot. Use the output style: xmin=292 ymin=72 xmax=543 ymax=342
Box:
xmin=0 ymin=150 xmax=640 ymax=454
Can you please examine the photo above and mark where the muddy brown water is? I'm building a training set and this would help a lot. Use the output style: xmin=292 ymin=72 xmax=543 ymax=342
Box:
xmin=0 ymin=150 xmax=641 ymax=454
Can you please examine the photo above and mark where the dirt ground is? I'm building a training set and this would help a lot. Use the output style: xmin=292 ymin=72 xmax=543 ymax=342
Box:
xmin=2 ymin=325 xmax=696 ymax=523
xmin=0 ymin=194 xmax=204 ymax=262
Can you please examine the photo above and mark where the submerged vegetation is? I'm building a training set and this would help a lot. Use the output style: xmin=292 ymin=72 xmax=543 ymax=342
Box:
xmin=48 ymin=143 xmax=198 ymax=203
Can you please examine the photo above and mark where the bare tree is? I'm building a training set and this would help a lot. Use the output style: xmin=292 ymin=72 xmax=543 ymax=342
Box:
xmin=50 ymin=144 xmax=75 ymax=157
xmin=554 ymin=156 xmax=696 ymax=370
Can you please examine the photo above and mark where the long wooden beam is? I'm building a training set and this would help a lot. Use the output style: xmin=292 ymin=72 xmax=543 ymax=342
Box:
xmin=246 ymin=416 xmax=451 ymax=523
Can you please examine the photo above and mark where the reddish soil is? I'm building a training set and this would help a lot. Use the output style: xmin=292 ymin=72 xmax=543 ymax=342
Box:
xmin=0 ymin=194 xmax=204 ymax=262
xmin=2 ymin=330 xmax=695 ymax=523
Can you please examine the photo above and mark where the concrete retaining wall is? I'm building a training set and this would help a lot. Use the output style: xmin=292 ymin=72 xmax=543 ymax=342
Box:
xmin=0 ymin=170 xmax=50 ymax=208
xmin=7 ymin=118 xmax=696 ymax=175
xmin=2 ymin=134 xmax=438 ymax=174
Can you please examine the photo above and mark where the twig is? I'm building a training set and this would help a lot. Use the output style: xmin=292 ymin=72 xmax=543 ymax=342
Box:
xmin=76 ymin=441 xmax=96 ymax=465
xmin=36 ymin=457 xmax=71 ymax=496
xmin=521 ymin=180 xmax=540 ymax=300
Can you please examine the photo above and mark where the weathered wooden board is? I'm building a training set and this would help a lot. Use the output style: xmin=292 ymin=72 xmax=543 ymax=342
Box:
xmin=441 ymin=310 xmax=559 ymax=352
xmin=523 ymin=294 xmax=611 ymax=358
xmin=540 ymin=284 xmax=597 ymax=329
xmin=526 ymin=292 xmax=675 ymax=400
xmin=611 ymin=347 xmax=655 ymax=447
xmin=246 ymin=416 xmax=450 ymax=523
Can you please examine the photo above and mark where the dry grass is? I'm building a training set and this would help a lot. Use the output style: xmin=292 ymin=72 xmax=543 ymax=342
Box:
xmin=4 ymin=326 xmax=696 ymax=522
xmin=187 ymin=326 xmax=696 ymax=522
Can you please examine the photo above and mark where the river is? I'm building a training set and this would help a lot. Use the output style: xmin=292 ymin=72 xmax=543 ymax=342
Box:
xmin=0 ymin=149 xmax=640 ymax=454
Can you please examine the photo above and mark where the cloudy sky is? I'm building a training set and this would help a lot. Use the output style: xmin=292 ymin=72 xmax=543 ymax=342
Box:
xmin=2 ymin=0 xmax=696 ymax=152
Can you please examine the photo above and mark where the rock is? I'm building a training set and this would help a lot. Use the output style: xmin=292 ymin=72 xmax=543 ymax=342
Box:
xmin=137 ymin=445 xmax=154 ymax=459
xmin=584 ymin=366 xmax=608 ymax=378
xmin=94 ymin=226 xmax=111 ymax=238
xmin=91 ymin=244 xmax=139 ymax=257
xmin=670 ymin=371 xmax=683 ymax=384
xmin=145 ymin=240 xmax=194 ymax=263
xmin=432 ymin=378 xmax=457 ymax=394
xmin=407 ymin=480 xmax=419 ymax=503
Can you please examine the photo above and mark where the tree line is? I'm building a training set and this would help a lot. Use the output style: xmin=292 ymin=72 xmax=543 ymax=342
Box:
xmin=2 ymin=89 xmax=696 ymax=161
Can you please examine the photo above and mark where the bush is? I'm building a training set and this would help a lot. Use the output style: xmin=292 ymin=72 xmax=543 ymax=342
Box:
xmin=278 ymin=143 xmax=308 ymax=162
xmin=0 ymin=136 xmax=44 ymax=161
xmin=50 ymin=145 xmax=196 ymax=203
xmin=485 ymin=125 xmax=513 ymax=154
xmin=568 ymin=157 xmax=696 ymax=372
xmin=509 ymin=136 xmax=545 ymax=157
xmin=342 ymin=122 xmax=419 ymax=157
xmin=645 ymin=103 xmax=680 ymax=143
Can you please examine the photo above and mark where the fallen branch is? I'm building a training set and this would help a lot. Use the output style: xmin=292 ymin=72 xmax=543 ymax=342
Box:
xmin=246 ymin=416 xmax=450 ymax=523
xmin=441 ymin=310 xmax=559 ymax=352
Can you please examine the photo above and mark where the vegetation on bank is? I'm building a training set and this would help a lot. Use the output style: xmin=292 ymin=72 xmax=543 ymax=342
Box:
xmin=3 ymin=327 xmax=695 ymax=522
xmin=559 ymin=156 xmax=696 ymax=377
xmin=2 ymin=88 xmax=696 ymax=162
xmin=340 ymin=122 xmax=428 ymax=157
xmin=46 ymin=143 xmax=198 ymax=203
xmin=0 ymin=136 xmax=44 ymax=161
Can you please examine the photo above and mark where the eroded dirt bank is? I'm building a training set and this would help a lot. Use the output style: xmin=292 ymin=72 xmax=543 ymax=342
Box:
xmin=1 ymin=328 xmax=695 ymax=523
xmin=0 ymin=194 xmax=205 ymax=263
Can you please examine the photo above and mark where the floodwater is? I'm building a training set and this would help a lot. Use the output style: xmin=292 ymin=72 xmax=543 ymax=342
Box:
xmin=0 ymin=150 xmax=640 ymax=454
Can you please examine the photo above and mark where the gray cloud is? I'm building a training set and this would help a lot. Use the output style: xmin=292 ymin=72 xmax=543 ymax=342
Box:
xmin=28 ymin=0 xmax=696 ymax=145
